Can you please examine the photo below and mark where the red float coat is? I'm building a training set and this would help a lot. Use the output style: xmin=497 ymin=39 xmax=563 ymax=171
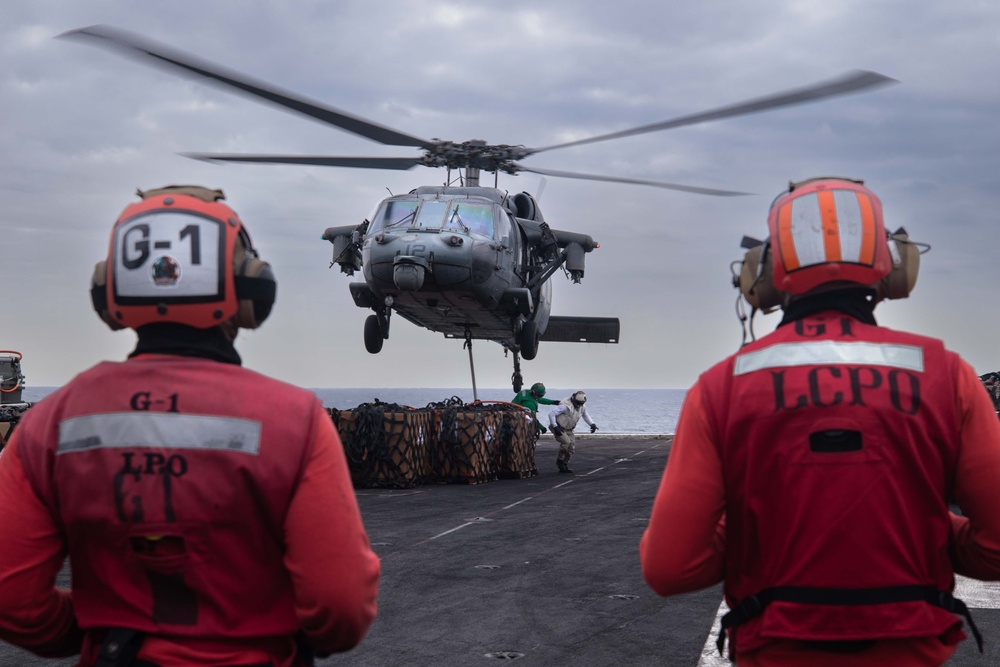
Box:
xmin=641 ymin=310 xmax=1000 ymax=666
xmin=0 ymin=354 xmax=380 ymax=666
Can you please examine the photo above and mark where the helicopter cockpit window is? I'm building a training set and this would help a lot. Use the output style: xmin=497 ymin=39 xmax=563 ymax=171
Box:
xmin=445 ymin=203 xmax=495 ymax=238
xmin=496 ymin=211 xmax=513 ymax=245
xmin=415 ymin=200 xmax=449 ymax=230
xmin=371 ymin=200 xmax=419 ymax=233
xmin=379 ymin=198 xmax=497 ymax=238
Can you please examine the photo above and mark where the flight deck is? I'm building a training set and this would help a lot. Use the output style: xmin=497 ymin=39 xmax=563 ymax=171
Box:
xmin=4 ymin=435 xmax=999 ymax=666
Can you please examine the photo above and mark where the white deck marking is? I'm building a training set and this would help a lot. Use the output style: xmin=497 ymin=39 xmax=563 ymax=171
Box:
xmin=697 ymin=575 xmax=1000 ymax=665
xmin=502 ymin=497 xmax=535 ymax=510
xmin=430 ymin=520 xmax=483 ymax=540
xmin=697 ymin=600 xmax=730 ymax=666
xmin=955 ymin=574 xmax=1000 ymax=609
xmin=426 ymin=443 xmax=665 ymax=542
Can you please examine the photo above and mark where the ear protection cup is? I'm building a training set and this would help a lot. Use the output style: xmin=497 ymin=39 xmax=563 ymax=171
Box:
xmin=232 ymin=230 xmax=276 ymax=329
xmin=738 ymin=242 xmax=784 ymax=311
xmin=873 ymin=230 xmax=920 ymax=302
xmin=90 ymin=260 xmax=126 ymax=331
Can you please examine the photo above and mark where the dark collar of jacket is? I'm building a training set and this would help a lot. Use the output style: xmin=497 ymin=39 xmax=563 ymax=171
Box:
xmin=778 ymin=287 xmax=878 ymax=328
xmin=129 ymin=323 xmax=242 ymax=365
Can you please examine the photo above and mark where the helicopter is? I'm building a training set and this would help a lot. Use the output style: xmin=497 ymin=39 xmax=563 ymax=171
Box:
xmin=61 ymin=26 xmax=896 ymax=393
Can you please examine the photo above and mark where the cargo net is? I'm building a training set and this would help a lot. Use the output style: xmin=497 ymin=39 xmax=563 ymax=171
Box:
xmin=327 ymin=398 xmax=538 ymax=489
xmin=980 ymin=372 xmax=1000 ymax=414
xmin=0 ymin=404 xmax=31 ymax=451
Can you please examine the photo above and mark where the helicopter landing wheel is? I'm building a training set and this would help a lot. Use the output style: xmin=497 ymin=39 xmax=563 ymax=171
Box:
xmin=519 ymin=320 xmax=539 ymax=361
xmin=364 ymin=314 xmax=384 ymax=354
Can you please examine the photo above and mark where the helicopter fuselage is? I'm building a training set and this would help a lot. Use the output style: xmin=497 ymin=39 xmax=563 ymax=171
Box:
xmin=332 ymin=186 xmax=552 ymax=347
xmin=362 ymin=219 xmax=550 ymax=344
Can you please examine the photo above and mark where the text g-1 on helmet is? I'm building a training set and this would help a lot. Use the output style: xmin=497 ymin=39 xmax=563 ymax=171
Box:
xmin=91 ymin=185 xmax=276 ymax=331
xmin=531 ymin=383 xmax=546 ymax=397
xmin=768 ymin=177 xmax=892 ymax=295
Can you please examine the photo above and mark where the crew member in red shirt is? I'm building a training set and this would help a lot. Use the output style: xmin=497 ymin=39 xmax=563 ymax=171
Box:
xmin=640 ymin=177 xmax=1000 ymax=666
xmin=0 ymin=185 xmax=380 ymax=666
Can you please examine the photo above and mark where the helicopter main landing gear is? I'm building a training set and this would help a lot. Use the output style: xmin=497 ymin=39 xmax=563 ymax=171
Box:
xmin=364 ymin=309 xmax=390 ymax=354
xmin=518 ymin=319 xmax=539 ymax=361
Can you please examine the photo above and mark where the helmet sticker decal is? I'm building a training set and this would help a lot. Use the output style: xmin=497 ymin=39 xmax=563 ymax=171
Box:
xmin=151 ymin=255 xmax=181 ymax=286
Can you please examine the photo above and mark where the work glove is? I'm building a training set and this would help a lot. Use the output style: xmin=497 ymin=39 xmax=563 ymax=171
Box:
xmin=539 ymin=424 xmax=548 ymax=434
xmin=551 ymin=425 xmax=564 ymax=437
xmin=590 ymin=424 xmax=599 ymax=433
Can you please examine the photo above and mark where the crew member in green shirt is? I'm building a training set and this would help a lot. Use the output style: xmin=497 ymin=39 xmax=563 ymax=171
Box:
xmin=512 ymin=383 xmax=560 ymax=434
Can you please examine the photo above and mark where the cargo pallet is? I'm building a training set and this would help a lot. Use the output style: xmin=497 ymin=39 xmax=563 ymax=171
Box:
xmin=329 ymin=400 xmax=538 ymax=488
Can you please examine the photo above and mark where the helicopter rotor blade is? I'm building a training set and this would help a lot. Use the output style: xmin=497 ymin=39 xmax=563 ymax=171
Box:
xmin=181 ymin=153 xmax=424 ymax=170
xmin=527 ymin=70 xmax=897 ymax=155
xmin=58 ymin=25 xmax=435 ymax=150
xmin=516 ymin=165 xmax=752 ymax=196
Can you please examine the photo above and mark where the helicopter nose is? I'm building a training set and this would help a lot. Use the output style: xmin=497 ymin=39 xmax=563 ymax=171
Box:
xmin=394 ymin=263 xmax=426 ymax=291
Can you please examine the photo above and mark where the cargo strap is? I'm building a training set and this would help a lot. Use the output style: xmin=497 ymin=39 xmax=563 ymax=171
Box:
xmin=717 ymin=585 xmax=983 ymax=655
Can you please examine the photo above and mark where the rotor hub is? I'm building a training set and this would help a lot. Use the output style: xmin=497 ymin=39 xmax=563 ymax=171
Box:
xmin=421 ymin=140 xmax=531 ymax=173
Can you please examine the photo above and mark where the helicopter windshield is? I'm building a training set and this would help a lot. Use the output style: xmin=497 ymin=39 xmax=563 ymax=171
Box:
xmin=371 ymin=199 xmax=419 ymax=233
xmin=415 ymin=200 xmax=450 ymax=230
xmin=370 ymin=198 xmax=496 ymax=238
xmin=445 ymin=202 xmax=494 ymax=238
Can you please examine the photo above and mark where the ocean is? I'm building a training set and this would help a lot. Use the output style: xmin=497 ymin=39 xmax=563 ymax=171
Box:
xmin=20 ymin=386 xmax=687 ymax=435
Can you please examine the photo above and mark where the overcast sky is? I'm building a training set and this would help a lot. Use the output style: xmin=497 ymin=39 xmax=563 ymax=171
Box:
xmin=4 ymin=1 xmax=1000 ymax=391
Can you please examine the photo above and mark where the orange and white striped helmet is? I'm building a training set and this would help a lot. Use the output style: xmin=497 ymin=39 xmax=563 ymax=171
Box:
xmin=768 ymin=177 xmax=891 ymax=295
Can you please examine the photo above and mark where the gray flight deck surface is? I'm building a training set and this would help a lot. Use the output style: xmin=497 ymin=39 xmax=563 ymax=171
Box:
xmin=4 ymin=435 xmax=1000 ymax=666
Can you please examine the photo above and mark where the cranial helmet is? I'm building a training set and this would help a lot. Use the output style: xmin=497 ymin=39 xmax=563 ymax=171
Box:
xmin=736 ymin=178 xmax=923 ymax=311
xmin=91 ymin=185 xmax=276 ymax=331
xmin=571 ymin=391 xmax=587 ymax=407
xmin=770 ymin=177 xmax=892 ymax=294
xmin=531 ymin=382 xmax=546 ymax=397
